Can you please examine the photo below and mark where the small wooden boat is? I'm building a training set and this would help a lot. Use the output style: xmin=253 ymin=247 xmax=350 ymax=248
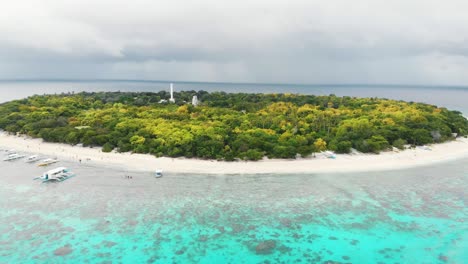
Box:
xmin=37 ymin=158 xmax=59 ymax=167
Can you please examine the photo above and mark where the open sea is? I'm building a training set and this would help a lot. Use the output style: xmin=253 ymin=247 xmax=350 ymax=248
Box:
xmin=0 ymin=80 xmax=467 ymax=263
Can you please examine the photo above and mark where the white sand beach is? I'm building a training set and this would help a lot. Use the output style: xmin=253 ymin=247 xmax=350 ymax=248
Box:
xmin=1 ymin=132 xmax=467 ymax=174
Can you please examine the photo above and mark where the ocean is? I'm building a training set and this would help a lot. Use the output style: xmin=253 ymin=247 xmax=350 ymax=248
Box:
xmin=0 ymin=81 xmax=467 ymax=263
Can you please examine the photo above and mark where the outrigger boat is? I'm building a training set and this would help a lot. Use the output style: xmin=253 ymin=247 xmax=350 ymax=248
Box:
xmin=3 ymin=153 xmax=26 ymax=161
xmin=37 ymin=158 xmax=59 ymax=167
xmin=154 ymin=169 xmax=163 ymax=178
xmin=25 ymin=155 xmax=40 ymax=163
xmin=34 ymin=167 xmax=76 ymax=183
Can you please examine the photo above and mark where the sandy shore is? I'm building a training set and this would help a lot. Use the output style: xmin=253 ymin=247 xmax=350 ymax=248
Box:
xmin=1 ymin=132 xmax=467 ymax=174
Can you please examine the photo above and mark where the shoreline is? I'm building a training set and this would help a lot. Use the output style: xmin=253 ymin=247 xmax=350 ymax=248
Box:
xmin=1 ymin=132 xmax=467 ymax=174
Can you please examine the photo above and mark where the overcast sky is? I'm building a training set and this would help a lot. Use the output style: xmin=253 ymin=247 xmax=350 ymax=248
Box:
xmin=1 ymin=0 xmax=468 ymax=85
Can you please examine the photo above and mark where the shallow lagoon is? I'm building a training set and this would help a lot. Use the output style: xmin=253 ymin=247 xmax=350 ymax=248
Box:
xmin=0 ymin=156 xmax=466 ymax=263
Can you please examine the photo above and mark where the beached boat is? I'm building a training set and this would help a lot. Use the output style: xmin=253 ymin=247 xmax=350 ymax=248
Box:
xmin=37 ymin=158 xmax=59 ymax=167
xmin=3 ymin=153 xmax=26 ymax=161
xmin=25 ymin=155 xmax=41 ymax=163
xmin=155 ymin=169 xmax=163 ymax=178
xmin=34 ymin=167 xmax=76 ymax=183
xmin=323 ymin=151 xmax=337 ymax=159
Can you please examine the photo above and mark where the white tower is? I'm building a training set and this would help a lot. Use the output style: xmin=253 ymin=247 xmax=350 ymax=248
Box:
xmin=169 ymin=83 xmax=175 ymax=103
xmin=192 ymin=95 xmax=199 ymax=106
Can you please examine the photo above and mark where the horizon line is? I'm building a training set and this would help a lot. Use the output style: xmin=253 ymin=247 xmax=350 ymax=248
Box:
xmin=0 ymin=78 xmax=467 ymax=89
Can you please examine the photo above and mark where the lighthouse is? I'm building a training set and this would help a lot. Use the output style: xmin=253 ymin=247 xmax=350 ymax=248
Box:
xmin=169 ymin=83 xmax=175 ymax=103
xmin=192 ymin=95 xmax=199 ymax=106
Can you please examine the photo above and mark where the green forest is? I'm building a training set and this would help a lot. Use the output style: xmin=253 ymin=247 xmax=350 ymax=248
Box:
xmin=1 ymin=91 xmax=467 ymax=160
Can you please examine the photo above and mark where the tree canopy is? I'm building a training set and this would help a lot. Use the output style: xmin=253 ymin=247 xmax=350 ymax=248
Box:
xmin=1 ymin=91 xmax=467 ymax=160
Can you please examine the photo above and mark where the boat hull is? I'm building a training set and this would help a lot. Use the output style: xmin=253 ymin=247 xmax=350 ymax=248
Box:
xmin=3 ymin=155 xmax=25 ymax=161
xmin=37 ymin=161 xmax=59 ymax=167
xmin=40 ymin=173 xmax=76 ymax=183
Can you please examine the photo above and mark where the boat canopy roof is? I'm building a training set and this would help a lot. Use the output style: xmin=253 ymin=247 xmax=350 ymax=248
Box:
xmin=46 ymin=167 xmax=67 ymax=175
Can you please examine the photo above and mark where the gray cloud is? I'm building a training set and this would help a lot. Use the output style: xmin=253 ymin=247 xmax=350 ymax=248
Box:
xmin=1 ymin=0 xmax=468 ymax=85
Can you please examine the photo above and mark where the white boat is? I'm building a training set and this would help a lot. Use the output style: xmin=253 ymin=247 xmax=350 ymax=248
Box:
xmin=155 ymin=169 xmax=163 ymax=178
xmin=34 ymin=167 xmax=76 ymax=182
xmin=3 ymin=153 xmax=26 ymax=161
xmin=323 ymin=151 xmax=336 ymax=159
xmin=37 ymin=158 xmax=59 ymax=167
xmin=25 ymin=155 xmax=40 ymax=163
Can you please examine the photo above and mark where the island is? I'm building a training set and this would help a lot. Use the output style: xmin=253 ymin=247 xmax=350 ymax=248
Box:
xmin=1 ymin=91 xmax=467 ymax=163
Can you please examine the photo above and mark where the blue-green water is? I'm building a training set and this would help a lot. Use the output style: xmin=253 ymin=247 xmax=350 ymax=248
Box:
xmin=0 ymin=157 xmax=467 ymax=263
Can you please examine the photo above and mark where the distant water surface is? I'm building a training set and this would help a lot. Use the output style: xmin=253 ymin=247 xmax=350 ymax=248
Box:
xmin=0 ymin=80 xmax=467 ymax=114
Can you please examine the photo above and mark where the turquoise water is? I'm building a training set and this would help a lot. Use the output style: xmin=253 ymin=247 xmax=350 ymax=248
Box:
xmin=0 ymin=158 xmax=467 ymax=263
